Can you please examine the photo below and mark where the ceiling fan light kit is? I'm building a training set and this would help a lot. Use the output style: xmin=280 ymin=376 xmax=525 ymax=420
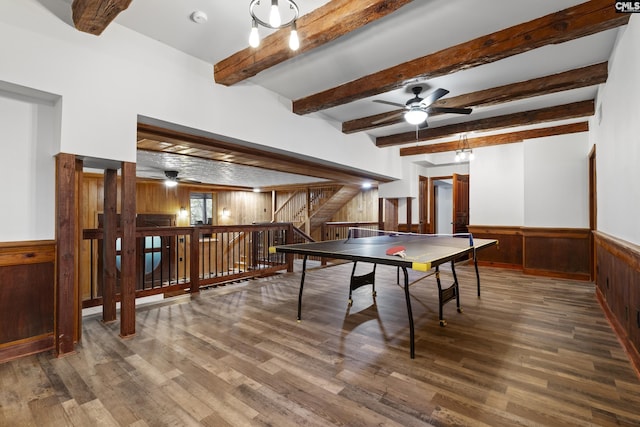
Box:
xmin=249 ymin=0 xmax=300 ymax=50
xmin=373 ymin=85 xmax=473 ymax=129
xmin=164 ymin=170 xmax=179 ymax=187
xmin=404 ymin=108 xmax=428 ymax=125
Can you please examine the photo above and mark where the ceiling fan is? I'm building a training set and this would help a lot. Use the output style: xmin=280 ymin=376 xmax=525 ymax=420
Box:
xmin=136 ymin=166 xmax=201 ymax=187
xmin=373 ymin=85 xmax=472 ymax=128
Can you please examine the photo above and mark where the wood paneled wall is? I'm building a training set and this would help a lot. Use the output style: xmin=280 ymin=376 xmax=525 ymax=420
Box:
xmin=594 ymin=231 xmax=640 ymax=375
xmin=0 ymin=240 xmax=55 ymax=363
xmin=468 ymin=225 xmax=591 ymax=280
xmin=79 ymin=174 xmax=272 ymax=301
xmin=331 ymin=188 xmax=378 ymax=223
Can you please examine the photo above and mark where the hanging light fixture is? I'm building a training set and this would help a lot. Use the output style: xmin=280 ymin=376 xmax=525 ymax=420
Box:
xmin=249 ymin=0 xmax=300 ymax=51
xmin=454 ymin=134 xmax=474 ymax=162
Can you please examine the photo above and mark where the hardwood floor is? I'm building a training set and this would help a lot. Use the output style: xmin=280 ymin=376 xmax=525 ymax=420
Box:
xmin=2 ymin=262 xmax=640 ymax=426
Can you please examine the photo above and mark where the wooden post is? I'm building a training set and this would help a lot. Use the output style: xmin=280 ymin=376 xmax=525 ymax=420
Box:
xmin=74 ymin=158 xmax=84 ymax=342
xmin=55 ymin=153 xmax=77 ymax=356
xmin=120 ymin=162 xmax=136 ymax=338
xmin=189 ymin=227 xmax=200 ymax=294
xmin=286 ymin=223 xmax=294 ymax=272
xmin=406 ymin=197 xmax=413 ymax=232
xmin=102 ymin=169 xmax=118 ymax=323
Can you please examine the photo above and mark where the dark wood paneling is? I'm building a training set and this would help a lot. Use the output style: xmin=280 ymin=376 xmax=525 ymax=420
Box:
xmin=56 ymin=153 xmax=77 ymax=356
xmin=594 ymin=231 xmax=640 ymax=376
xmin=0 ymin=240 xmax=55 ymax=363
xmin=523 ymin=227 xmax=591 ymax=280
xmin=0 ymin=263 xmax=54 ymax=343
xmin=467 ymin=226 xmax=522 ymax=269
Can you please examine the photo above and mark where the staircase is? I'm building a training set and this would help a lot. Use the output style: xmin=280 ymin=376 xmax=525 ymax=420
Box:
xmin=306 ymin=185 xmax=361 ymax=231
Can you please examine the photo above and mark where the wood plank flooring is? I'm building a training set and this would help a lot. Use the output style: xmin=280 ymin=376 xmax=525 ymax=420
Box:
xmin=2 ymin=262 xmax=640 ymax=426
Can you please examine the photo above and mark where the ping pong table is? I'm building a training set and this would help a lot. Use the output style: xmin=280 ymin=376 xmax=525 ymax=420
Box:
xmin=271 ymin=232 xmax=497 ymax=358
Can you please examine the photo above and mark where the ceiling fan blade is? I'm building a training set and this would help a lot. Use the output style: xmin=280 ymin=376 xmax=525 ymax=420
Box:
xmin=421 ymin=88 xmax=449 ymax=107
xmin=428 ymin=107 xmax=473 ymax=115
xmin=373 ymin=99 xmax=406 ymax=108
xmin=418 ymin=120 xmax=429 ymax=129
xmin=371 ymin=111 xmax=404 ymax=125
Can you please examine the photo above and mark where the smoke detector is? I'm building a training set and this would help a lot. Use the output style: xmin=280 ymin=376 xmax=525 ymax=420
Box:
xmin=190 ymin=11 xmax=208 ymax=24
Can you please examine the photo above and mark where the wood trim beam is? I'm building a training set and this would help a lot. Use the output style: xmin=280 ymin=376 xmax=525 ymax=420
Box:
xmin=102 ymin=169 xmax=118 ymax=323
xmin=294 ymin=0 xmax=627 ymax=115
xmin=377 ymin=100 xmax=594 ymax=147
xmin=343 ymin=62 xmax=608 ymax=134
xmin=137 ymin=123 xmax=394 ymax=184
xmin=55 ymin=153 xmax=77 ymax=357
xmin=400 ymin=122 xmax=589 ymax=156
xmin=71 ymin=0 xmax=132 ymax=35
xmin=119 ymin=161 xmax=136 ymax=338
xmin=214 ymin=0 xmax=414 ymax=86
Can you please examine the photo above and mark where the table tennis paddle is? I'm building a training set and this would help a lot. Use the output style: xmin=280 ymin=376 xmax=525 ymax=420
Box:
xmin=386 ymin=245 xmax=406 ymax=258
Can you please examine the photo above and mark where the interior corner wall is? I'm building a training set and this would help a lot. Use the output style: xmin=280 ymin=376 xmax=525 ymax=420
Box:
xmin=469 ymin=143 xmax=524 ymax=226
xmin=0 ymin=91 xmax=56 ymax=241
xmin=523 ymin=132 xmax=590 ymax=228
xmin=0 ymin=0 xmax=401 ymax=180
xmin=593 ymin=15 xmax=640 ymax=245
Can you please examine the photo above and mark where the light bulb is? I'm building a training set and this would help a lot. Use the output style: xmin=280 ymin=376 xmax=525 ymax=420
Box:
xmin=269 ymin=0 xmax=281 ymax=27
xmin=460 ymin=150 xmax=467 ymax=160
xmin=404 ymin=108 xmax=427 ymax=125
xmin=249 ymin=20 xmax=260 ymax=47
xmin=165 ymin=179 xmax=178 ymax=188
xmin=289 ymin=22 xmax=299 ymax=50
xmin=455 ymin=152 xmax=461 ymax=162
xmin=468 ymin=150 xmax=475 ymax=161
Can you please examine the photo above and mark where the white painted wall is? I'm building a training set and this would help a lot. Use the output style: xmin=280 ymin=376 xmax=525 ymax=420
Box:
xmin=523 ymin=132 xmax=590 ymax=227
xmin=469 ymin=144 xmax=525 ymax=226
xmin=0 ymin=0 xmax=401 ymax=170
xmin=593 ymin=15 xmax=640 ymax=245
xmin=0 ymin=92 xmax=57 ymax=241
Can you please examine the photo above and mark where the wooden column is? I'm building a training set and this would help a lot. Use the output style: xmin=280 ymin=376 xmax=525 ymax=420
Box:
xmin=120 ymin=162 xmax=136 ymax=338
xmin=406 ymin=197 xmax=413 ymax=231
xmin=378 ymin=198 xmax=384 ymax=231
xmin=74 ymin=158 xmax=84 ymax=342
xmin=55 ymin=153 xmax=77 ymax=356
xmin=102 ymin=169 xmax=118 ymax=323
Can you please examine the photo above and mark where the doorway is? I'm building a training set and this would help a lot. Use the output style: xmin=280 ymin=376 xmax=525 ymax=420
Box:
xmin=421 ymin=174 xmax=470 ymax=235
xmin=433 ymin=179 xmax=453 ymax=234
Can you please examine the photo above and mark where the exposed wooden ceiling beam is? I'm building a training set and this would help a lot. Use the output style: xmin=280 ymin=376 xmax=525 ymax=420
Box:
xmin=376 ymin=100 xmax=595 ymax=147
xmin=214 ymin=0 xmax=414 ymax=86
xmin=71 ymin=0 xmax=132 ymax=35
xmin=293 ymin=0 xmax=627 ymax=115
xmin=399 ymin=122 xmax=589 ymax=156
xmin=342 ymin=62 xmax=608 ymax=134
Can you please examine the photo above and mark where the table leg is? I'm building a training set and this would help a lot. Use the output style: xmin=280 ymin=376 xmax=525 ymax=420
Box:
xmin=401 ymin=266 xmax=415 ymax=359
xmin=297 ymin=255 xmax=308 ymax=321
xmin=473 ymin=248 xmax=481 ymax=297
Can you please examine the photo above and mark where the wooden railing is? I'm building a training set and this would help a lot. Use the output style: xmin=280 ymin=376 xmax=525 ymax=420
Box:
xmin=274 ymin=186 xmax=338 ymax=225
xmin=81 ymin=223 xmax=297 ymax=307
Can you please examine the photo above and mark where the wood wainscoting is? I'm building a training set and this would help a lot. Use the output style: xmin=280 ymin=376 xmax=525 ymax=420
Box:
xmin=468 ymin=225 xmax=591 ymax=280
xmin=522 ymin=227 xmax=591 ymax=281
xmin=467 ymin=226 xmax=523 ymax=269
xmin=594 ymin=231 xmax=640 ymax=375
xmin=0 ymin=240 xmax=56 ymax=363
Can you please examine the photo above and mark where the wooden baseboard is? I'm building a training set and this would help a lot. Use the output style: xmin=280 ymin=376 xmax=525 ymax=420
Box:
xmin=0 ymin=334 xmax=54 ymax=364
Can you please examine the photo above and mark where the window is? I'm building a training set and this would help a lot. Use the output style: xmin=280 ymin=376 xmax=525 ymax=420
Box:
xmin=190 ymin=192 xmax=213 ymax=225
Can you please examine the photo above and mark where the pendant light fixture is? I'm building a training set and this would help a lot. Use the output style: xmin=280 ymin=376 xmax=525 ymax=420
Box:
xmin=249 ymin=0 xmax=300 ymax=50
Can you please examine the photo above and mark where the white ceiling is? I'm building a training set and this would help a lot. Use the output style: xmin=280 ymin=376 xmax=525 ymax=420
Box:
xmin=65 ymin=0 xmax=622 ymax=187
